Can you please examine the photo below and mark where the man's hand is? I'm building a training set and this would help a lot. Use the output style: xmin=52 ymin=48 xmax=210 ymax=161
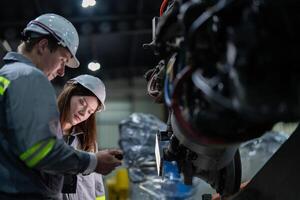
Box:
xmin=95 ymin=149 xmax=123 ymax=175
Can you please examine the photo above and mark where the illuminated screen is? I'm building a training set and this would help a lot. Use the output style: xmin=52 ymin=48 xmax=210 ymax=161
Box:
xmin=155 ymin=133 xmax=162 ymax=176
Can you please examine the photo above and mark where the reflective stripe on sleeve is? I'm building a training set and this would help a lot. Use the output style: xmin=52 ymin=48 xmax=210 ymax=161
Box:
xmin=96 ymin=195 xmax=106 ymax=200
xmin=0 ymin=76 xmax=10 ymax=95
xmin=20 ymin=138 xmax=56 ymax=168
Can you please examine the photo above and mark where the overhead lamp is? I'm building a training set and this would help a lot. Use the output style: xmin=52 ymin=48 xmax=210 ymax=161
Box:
xmin=88 ymin=62 xmax=101 ymax=71
xmin=81 ymin=0 xmax=96 ymax=8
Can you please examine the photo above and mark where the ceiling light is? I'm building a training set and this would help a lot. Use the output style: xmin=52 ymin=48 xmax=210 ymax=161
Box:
xmin=89 ymin=0 xmax=96 ymax=6
xmin=81 ymin=0 xmax=89 ymax=8
xmin=81 ymin=0 xmax=96 ymax=8
xmin=88 ymin=62 xmax=101 ymax=71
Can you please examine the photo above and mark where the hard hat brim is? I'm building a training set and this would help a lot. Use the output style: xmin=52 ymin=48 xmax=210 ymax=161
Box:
xmin=98 ymin=103 xmax=106 ymax=112
xmin=67 ymin=56 xmax=80 ymax=68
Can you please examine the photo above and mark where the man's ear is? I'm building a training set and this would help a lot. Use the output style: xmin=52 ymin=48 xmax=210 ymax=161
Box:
xmin=36 ymin=38 xmax=49 ymax=55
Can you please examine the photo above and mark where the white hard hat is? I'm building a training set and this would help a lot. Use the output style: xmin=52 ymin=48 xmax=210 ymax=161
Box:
xmin=23 ymin=13 xmax=80 ymax=68
xmin=71 ymin=74 xmax=106 ymax=111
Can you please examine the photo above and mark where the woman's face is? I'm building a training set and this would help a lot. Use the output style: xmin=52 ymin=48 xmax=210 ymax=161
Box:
xmin=67 ymin=95 xmax=99 ymax=126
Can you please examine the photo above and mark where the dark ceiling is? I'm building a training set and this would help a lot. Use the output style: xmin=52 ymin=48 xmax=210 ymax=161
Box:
xmin=0 ymin=0 xmax=161 ymax=86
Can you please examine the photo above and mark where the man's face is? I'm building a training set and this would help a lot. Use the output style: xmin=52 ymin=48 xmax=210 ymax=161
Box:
xmin=43 ymin=47 xmax=71 ymax=80
xmin=36 ymin=39 xmax=72 ymax=80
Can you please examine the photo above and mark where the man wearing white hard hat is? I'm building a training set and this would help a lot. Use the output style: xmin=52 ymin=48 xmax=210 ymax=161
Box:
xmin=0 ymin=13 xmax=122 ymax=199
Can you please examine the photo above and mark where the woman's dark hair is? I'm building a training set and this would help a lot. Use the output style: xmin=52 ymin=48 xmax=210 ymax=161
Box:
xmin=57 ymin=82 xmax=101 ymax=152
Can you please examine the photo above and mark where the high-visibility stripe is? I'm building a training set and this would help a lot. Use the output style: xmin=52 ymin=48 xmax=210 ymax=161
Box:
xmin=26 ymin=139 xmax=55 ymax=167
xmin=20 ymin=139 xmax=56 ymax=168
xmin=20 ymin=141 xmax=43 ymax=161
xmin=0 ymin=76 xmax=10 ymax=95
xmin=96 ymin=195 xmax=106 ymax=200
xmin=0 ymin=86 xmax=6 ymax=96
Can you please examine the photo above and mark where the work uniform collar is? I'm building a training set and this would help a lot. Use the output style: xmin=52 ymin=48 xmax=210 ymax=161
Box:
xmin=70 ymin=127 xmax=84 ymax=136
xmin=64 ymin=128 xmax=84 ymax=145
xmin=63 ymin=127 xmax=84 ymax=137
xmin=3 ymin=52 xmax=36 ymax=67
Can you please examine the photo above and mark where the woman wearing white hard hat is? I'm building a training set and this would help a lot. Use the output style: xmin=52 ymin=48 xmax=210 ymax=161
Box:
xmin=57 ymin=74 xmax=107 ymax=200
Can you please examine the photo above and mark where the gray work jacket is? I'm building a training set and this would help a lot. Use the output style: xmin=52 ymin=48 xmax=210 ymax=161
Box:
xmin=0 ymin=52 xmax=95 ymax=200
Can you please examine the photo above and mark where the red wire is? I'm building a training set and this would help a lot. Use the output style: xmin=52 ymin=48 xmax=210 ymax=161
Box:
xmin=160 ymin=0 xmax=169 ymax=16
xmin=171 ymin=66 xmax=226 ymax=145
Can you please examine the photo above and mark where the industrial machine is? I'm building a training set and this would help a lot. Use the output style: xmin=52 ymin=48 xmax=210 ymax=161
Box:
xmin=144 ymin=0 xmax=300 ymax=198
